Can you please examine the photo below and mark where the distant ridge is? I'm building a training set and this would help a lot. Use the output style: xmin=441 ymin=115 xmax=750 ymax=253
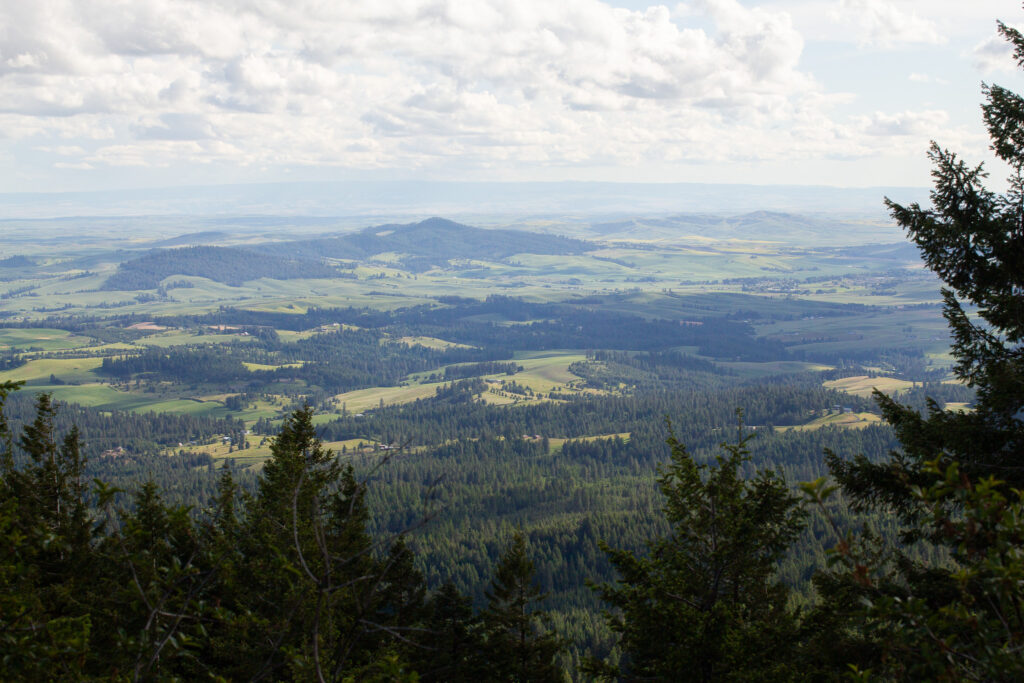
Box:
xmin=0 ymin=255 xmax=33 ymax=268
xmin=265 ymin=217 xmax=594 ymax=271
xmin=586 ymin=211 xmax=904 ymax=246
xmin=102 ymin=246 xmax=338 ymax=290
xmin=148 ymin=231 xmax=232 ymax=247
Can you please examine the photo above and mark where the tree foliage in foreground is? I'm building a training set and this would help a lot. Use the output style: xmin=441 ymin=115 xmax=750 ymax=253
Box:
xmin=803 ymin=16 xmax=1024 ymax=681
xmin=0 ymin=395 xmax=565 ymax=681
xmin=590 ymin=421 xmax=804 ymax=682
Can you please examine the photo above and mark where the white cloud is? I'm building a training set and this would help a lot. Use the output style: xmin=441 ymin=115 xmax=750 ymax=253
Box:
xmin=973 ymin=32 xmax=1017 ymax=73
xmin=54 ymin=161 xmax=94 ymax=170
xmin=772 ymin=0 xmax=1004 ymax=48
xmin=858 ymin=110 xmax=948 ymax=137
xmin=0 ymin=0 xmax=973 ymax=180
xmin=832 ymin=0 xmax=945 ymax=48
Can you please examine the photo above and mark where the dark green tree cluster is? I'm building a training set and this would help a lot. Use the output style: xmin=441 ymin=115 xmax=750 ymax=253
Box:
xmin=590 ymin=422 xmax=804 ymax=682
xmin=0 ymin=395 xmax=567 ymax=681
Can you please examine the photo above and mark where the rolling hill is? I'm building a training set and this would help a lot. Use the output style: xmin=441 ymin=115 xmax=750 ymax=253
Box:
xmin=265 ymin=217 xmax=595 ymax=271
xmin=102 ymin=246 xmax=339 ymax=290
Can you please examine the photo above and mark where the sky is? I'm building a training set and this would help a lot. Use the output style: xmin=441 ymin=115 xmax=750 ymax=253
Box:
xmin=0 ymin=0 xmax=1021 ymax=194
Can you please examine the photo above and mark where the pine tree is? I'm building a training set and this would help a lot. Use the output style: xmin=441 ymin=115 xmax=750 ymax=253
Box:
xmin=830 ymin=19 xmax=1024 ymax=520
xmin=411 ymin=582 xmax=486 ymax=682
xmin=482 ymin=530 xmax=566 ymax=682
xmin=591 ymin=424 xmax=804 ymax=682
xmin=207 ymin=405 xmax=429 ymax=681
xmin=809 ymin=16 xmax=1024 ymax=679
xmin=0 ymin=382 xmax=91 ymax=679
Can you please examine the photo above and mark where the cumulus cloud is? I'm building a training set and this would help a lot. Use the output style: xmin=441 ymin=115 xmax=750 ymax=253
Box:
xmin=832 ymin=0 xmax=945 ymax=48
xmin=859 ymin=110 xmax=949 ymax=137
xmin=973 ymin=32 xmax=1017 ymax=73
xmin=0 ymin=0 xmax=961 ymax=177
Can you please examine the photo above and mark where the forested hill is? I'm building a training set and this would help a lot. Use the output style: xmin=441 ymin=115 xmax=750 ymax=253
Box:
xmin=266 ymin=217 xmax=594 ymax=270
xmin=0 ymin=255 xmax=33 ymax=268
xmin=147 ymin=230 xmax=232 ymax=247
xmin=102 ymin=245 xmax=339 ymax=289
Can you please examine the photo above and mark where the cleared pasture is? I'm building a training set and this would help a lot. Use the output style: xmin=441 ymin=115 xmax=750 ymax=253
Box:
xmin=0 ymin=328 xmax=92 ymax=352
xmin=127 ymin=398 xmax=231 ymax=417
xmin=718 ymin=360 xmax=833 ymax=379
xmin=395 ymin=336 xmax=474 ymax=350
xmin=0 ymin=357 xmax=104 ymax=383
xmin=190 ymin=437 xmax=378 ymax=469
xmin=15 ymin=383 xmax=149 ymax=409
xmin=509 ymin=351 xmax=588 ymax=392
xmin=138 ymin=331 xmax=258 ymax=347
xmin=776 ymin=411 xmax=883 ymax=432
xmin=331 ymin=382 xmax=448 ymax=413
xmin=328 ymin=350 xmax=589 ymax=412
xmin=242 ymin=361 xmax=304 ymax=372
xmin=823 ymin=375 xmax=916 ymax=398
xmin=547 ymin=432 xmax=631 ymax=453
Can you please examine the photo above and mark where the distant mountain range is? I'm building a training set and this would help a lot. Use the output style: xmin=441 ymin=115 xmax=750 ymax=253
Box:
xmin=147 ymin=231 xmax=233 ymax=248
xmin=0 ymin=255 xmax=33 ymax=268
xmin=262 ymin=217 xmax=593 ymax=271
xmin=102 ymin=246 xmax=339 ymax=290
xmin=103 ymin=218 xmax=595 ymax=288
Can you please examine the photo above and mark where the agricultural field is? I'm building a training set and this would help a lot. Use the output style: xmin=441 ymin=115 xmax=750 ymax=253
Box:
xmin=822 ymin=375 xmax=918 ymax=398
xmin=776 ymin=411 xmax=883 ymax=432
xmin=333 ymin=382 xmax=450 ymax=413
xmin=0 ymin=328 xmax=92 ymax=352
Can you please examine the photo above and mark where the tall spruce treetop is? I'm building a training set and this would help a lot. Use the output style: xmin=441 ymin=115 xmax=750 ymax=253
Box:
xmin=832 ymin=20 xmax=1024 ymax=516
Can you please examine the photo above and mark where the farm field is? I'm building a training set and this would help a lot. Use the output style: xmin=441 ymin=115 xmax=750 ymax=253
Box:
xmin=776 ymin=411 xmax=883 ymax=432
xmin=0 ymin=328 xmax=92 ymax=351
xmin=0 ymin=357 xmax=105 ymax=383
xmin=823 ymin=375 xmax=917 ymax=398
xmin=333 ymin=382 xmax=449 ymax=413
xmin=395 ymin=336 xmax=474 ymax=350
xmin=547 ymin=432 xmax=631 ymax=452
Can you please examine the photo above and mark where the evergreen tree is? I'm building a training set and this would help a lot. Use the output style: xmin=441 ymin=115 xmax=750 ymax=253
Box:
xmin=411 ymin=582 xmax=487 ymax=682
xmin=205 ymin=405 xmax=431 ymax=681
xmin=93 ymin=480 xmax=217 ymax=680
xmin=482 ymin=530 xmax=566 ymax=682
xmin=0 ymin=388 xmax=93 ymax=680
xmin=809 ymin=15 xmax=1024 ymax=679
xmin=591 ymin=424 xmax=804 ymax=682
xmin=831 ymin=19 xmax=1024 ymax=519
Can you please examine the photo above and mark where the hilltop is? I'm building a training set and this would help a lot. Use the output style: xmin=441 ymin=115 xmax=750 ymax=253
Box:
xmin=102 ymin=245 xmax=339 ymax=290
xmin=265 ymin=217 xmax=595 ymax=271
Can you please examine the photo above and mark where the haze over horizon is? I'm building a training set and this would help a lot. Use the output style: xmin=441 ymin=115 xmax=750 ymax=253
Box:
xmin=0 ymin=179 xmax=933 ymax=221
xmin=1 ymin=0 xmax=1021 ymax=197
